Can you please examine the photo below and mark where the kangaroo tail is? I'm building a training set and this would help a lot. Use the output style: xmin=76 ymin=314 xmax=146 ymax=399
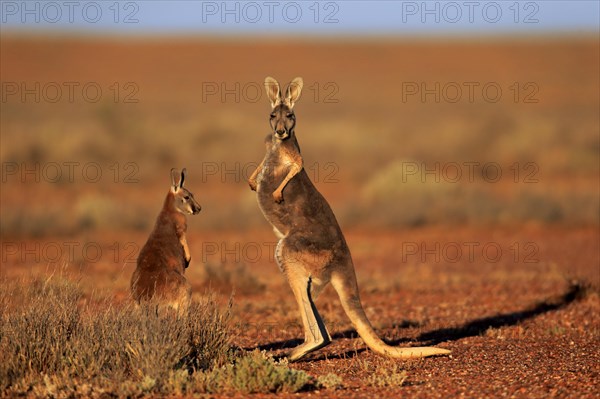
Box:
xmin=330 ymin=271 xmax=451 ymax=359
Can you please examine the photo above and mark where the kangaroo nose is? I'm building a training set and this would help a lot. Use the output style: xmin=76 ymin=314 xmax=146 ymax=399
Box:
xmin=276 ymin=129 xmax=286 ymax=135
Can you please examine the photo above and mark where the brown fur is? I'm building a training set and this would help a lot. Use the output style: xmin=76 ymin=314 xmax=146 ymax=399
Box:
xmin=131 ymin=168 xmax=201 ymax=312
xmin=249 ymin=77 xmax=451 ymax=361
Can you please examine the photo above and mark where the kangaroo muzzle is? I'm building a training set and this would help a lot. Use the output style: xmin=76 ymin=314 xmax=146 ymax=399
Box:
xmin=275 ymin=129 xmax=288 ymax=139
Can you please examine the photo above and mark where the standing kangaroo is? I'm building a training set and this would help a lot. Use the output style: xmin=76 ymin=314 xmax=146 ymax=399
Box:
xmin=131 ymin=168 xmax=201 ymax=312
xmin=248 ymin=77 xmax=451 ymax=361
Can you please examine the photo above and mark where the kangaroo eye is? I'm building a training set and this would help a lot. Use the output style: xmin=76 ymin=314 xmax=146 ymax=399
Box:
xmin=184 ymin=196 xmax=190 ymax=200
xmin=287 ymin=113 xmax=294 ymax=118
xmin=270 ymin=113 xmax=276 ymax=119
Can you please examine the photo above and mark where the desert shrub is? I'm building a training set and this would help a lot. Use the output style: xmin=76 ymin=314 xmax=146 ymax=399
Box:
xmin=200 ymin=350 xmax=313 ymax=394
xmin=0 ymin=196 xmax=149 ymax=237
xmin=358 ymin=159 xmax=599 ymax=227
xmin=0 ymin=207 xmax=74 ymax=238
xmin=0 ymin=276 xmax=231 ymax=396
xmin=74 ymin=194 xmax=149 ymax=231
xmin=556 ymin=191 xmax=600 ymax=226
xmin=367 ymin=364 xmax=408 ymax=387
xmin=317 ymin=373 xmax=344 ymax=390
xmin=510 ymin=190 xmax=563 ymax=223
xmin=360 ymin=159 xmax=495 ymax=227
xmin=0 ymin=275 xmax=326 ymax=397
xmin=200 ymin=261 xmax=266 ymax=295
xmin=0 ymin=277 xmax=84 ymax=383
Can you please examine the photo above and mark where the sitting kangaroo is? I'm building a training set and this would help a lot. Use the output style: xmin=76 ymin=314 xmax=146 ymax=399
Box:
xmin=131 ymin=168 xmax=201 ymax=312
xmin=249 ymin=77 xmax=451 ymax=361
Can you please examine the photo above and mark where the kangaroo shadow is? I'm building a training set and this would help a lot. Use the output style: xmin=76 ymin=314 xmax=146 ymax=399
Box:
xmin=410 ymin=282 xmax=583 ymax=347
xmin=246 ymin=319 xmax=422 ymax=353
xmin=246 ymin=283 xmax=584 ymax=361
xmin=246 ymin=330 xmax=356 ymax=353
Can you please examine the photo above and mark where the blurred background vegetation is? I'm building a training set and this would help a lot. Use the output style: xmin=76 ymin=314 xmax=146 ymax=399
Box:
xmin=1 ymin=37 xmax=597 ymax=237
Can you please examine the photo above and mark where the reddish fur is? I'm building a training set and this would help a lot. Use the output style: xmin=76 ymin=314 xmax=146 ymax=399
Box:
xmin=249 ymin=77 xmax=451 ymax=361
xmin=131 ymin=191 xmax=191 ymax=310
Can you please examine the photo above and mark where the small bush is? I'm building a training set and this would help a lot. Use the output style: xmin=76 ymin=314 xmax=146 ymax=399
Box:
xmin=74 ymin=194 xmax=149 ymax=231
xmin=203 ymin=350 xmax=313 ymax=394
xmin=0 ymin=275 xmax=231 ymax=396
xmin=367 ymin=364 xmax=408 ymax=388
xmin=0 ymin=196 xmax=150 ymax=237
xmin=317 ymin=373 xmax=344 ymax=390
xmin=200 ymin=261 xmax=266 ymax=295
xmin=360 ymin=159 xmax=477 ymax=227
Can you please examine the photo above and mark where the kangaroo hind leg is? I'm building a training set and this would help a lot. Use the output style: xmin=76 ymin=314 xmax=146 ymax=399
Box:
xmin=286 ymin=273 xmax=331 ymax=362
xmin=276 ymin=237 xmax=332 ymax=361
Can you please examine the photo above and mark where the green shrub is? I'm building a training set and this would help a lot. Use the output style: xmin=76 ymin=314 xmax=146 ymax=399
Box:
xmin=317 ymin=373 xmax=344 ymax=390
xmin=202 ymin=350 xmax=313 ymax=394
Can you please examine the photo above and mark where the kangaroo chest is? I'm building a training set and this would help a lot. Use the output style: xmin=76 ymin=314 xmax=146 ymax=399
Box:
xmin=257 ymin=143 xmax=298 ymax=190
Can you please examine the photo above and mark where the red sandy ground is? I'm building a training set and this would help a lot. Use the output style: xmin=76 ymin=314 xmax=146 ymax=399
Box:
xmin=3 ymin=226 xmax=598 ymax=398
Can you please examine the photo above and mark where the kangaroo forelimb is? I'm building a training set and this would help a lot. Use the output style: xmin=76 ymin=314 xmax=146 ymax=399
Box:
xmin=249 ymin=157 xmax=266 ymax=191
xmin=273 ymin=159 xmax=303 ymax=203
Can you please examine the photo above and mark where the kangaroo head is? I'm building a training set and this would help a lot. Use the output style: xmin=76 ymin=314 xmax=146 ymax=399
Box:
xmin=264 ymin=76 xmax=303 ymax=140
xmin=170 ymin=168 xmax=201 ymax=215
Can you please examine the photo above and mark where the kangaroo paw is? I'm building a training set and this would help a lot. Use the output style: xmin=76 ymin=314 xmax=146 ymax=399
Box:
xmin=288 ymin=339 xmax=331 ymax=362
xmin=248 ymin=179 xmax=257 ymax=191
xmin=273 ymin=191 xmax=284 ymax=203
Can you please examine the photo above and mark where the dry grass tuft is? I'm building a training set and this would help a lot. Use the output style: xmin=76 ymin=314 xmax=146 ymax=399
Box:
xmin=0 ymin=275 xmax=320 ymax=397
xmin=0 ymin=275 xmax=230 ymax=396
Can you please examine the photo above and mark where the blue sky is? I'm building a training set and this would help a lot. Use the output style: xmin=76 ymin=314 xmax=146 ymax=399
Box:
xmin=1 ymin=1 xmax=598 ymax=36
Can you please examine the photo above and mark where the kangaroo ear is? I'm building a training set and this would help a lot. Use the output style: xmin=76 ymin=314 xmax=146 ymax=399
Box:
xmin=264 ymin=76 xmax=281 ymax=108
xmin=171 ymin=168 xmax=180 ymax=192
xmin=284 ymin=77 xmax=303 ymax=109
xmin=180 ymin=168 xmax=187 ymax=188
